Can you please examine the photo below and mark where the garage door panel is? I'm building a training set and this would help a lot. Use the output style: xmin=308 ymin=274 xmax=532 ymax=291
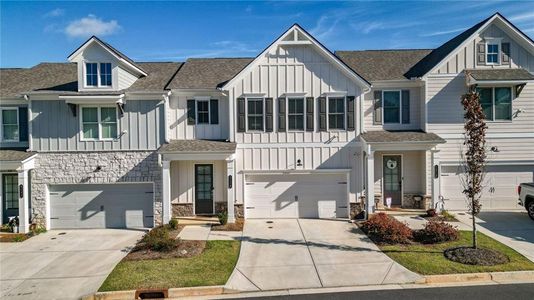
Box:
xmin=50 ymin=183 xmax=153 ymax=229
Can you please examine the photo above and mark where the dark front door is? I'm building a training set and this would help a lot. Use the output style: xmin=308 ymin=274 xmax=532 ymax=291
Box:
xmin=2 ymin=174 xmax=19 ymax=224
xmin=383 ymin=155 xmax=402 ymax=206
xmin=195 ymin=164 xmax=213 ymax=214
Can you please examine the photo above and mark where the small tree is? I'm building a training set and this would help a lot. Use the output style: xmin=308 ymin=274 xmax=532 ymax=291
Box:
xmin=460 ymin=81 xmax=488 ymax=249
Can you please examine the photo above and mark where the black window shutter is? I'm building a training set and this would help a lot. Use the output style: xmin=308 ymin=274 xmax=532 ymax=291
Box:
xmin=477 ymin=42 xmax=486 ymax=65
xmin=318 ymin=97 xmax=327 ymax=131
xmin=401 ymin=90 xmax=410 ymax=124
xmin=237 ymin=97 xmax=245 ymax=132
xmin=306 ymin=97 xmax=314 ymax=132
xmin=501 ymin=42 xmax=510 ymax=64
xmin=346 ymin=96 xmax=355 ymax=131
xmin=18 ymin=107 xmax=28 ymax=142
xmin=278 ymin=97 xmax=286 ymax=132
xmin=373 ymin=90 xmax=382 ymax=125
xmin=187 ymin=100 xmax=196 ymax=125
xmin=210 ymin=99 xmax=219 ymax=124
xmin=265 ymin=97 xmax=273 ymax=132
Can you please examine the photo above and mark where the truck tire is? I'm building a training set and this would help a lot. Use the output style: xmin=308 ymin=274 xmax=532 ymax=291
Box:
xmin=528 ymin=201 xmax=534 ymax=221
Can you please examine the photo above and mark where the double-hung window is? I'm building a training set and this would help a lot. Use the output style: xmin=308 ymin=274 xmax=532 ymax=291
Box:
xmin=247 ymin=98 xmax=264 ymax=131
xmin=383 ymin=91 xmax=401 ymax=124
xmin=328 ymin=97 xmax=345 ymax=130
xmin=486 ymin=43 xmax=500 ymax=64
xmin=1 ymin=108 xmax=19 ymax=142
xmin=197 ymin=100 xmax=210 ymax=124
xmin=477 ymin=87 xmax=512 ymax=121
xmin=81 ymin=106 xmax=118 ymax=140
xmin=85 ymin=62 xmax=112 ymax=87
xmin=288 ymin=98 xmax=304 ymax=130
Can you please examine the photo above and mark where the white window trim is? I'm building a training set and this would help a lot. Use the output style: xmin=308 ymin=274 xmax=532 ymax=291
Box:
xmin=245 ymin=97 xmax=265 ymax=132
xmin=83 ymin=61 xmax=113 ymax=88
xmin=79 ymin=105 xmax=119 ymax=141
xmin=382 ymin=90 xmax=403 ymax=124
xmin=485 ymin=38 xmax=502 ymax=66
xmin=0 ymin=107 xmax=19 ymax=142
xmin=286 ymin=97 xmax=305 ymax=131
xmin=196 ymin=100 xmax=211 ymax=125
xmin=478 ymin=86 xmax=513 ymax=122
xmin=326 ymin=96 xmax=346 ymax=131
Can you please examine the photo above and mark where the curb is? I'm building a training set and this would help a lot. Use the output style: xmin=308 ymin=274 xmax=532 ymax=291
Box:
xmin=422 ymin=270 xmax=534 ymax=284
xmin=82 ymin=286 xmax=239 ymax=300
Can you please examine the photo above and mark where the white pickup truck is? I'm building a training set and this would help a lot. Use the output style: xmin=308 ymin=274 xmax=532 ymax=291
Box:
xmin=518 ymin=183 xmax=534 ymax=220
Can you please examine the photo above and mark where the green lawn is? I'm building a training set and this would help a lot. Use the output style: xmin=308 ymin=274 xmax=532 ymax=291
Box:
xmin=99 ymin=240 xmax=240 ymax=292
xmin=379 ymin=231 xmax=534 ymax=275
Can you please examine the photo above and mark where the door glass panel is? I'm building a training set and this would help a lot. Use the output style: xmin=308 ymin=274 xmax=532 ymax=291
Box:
xmin=3 ymin=174 xmax=18 ymax=209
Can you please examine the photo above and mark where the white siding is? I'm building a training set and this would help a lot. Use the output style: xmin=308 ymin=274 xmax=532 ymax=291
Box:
xmin=170 ymin=160 xmax=226 ymax=205
xmin=117 ymin=66 xmax=138 ymax=90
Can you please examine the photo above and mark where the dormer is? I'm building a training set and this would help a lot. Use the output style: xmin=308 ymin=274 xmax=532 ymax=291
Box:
xmin=67 ymin=36 xmax=147 ymax=92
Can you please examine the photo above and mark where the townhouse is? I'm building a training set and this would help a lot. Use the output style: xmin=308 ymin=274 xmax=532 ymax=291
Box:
xmin=1 ymin=13 xmax=533 ymax=233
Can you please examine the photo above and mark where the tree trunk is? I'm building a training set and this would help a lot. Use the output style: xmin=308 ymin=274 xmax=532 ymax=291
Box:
xmin=472 ymin=196 xmax=478 ymax=249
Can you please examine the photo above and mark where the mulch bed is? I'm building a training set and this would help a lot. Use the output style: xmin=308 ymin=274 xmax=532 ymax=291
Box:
xmin=211 ymin=218 xmax=244 ymax=231
xmin=124 ymin=240 xmax=206 ymax=261
xmin=0 ymin=233 xmax=29 ymax=242
xmin=444 ymin=246 xmax=510 ymax=266
xmin=421 ymin=215 xmax=459 ymax=222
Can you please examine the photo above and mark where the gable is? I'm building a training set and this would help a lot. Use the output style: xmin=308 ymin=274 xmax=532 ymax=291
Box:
xmin=222 ymin=24 xmax=370 ymax=91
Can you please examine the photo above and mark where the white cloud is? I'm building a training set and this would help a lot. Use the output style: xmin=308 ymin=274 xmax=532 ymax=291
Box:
xmin=44 ymin=8 xmax=64 ymax=18
xmin=352 ymin=20 xmax=422 ymax=35
xmin=137 ymin=40 xmax=258 ymax=61
xmin=509 ymin=12 xmax=534 ymax=22
xmin=65 ymin=14 xmax=121 ymax=38
xmin=420 ymin=27 xmax=467 ymax=37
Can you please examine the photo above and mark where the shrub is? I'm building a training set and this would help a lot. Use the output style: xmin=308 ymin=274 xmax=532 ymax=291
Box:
xmin=426 ymin=209 xmax=437 ymax=217
xmin=440 ymin=210 xmax=456 ymax=221
xmin=413 ymin=220 xmax=459 ymax=244
xmin=361 ymin=213 xmax=412 ymax=244
xmin=169 ymin=218 xmax=179 ymax=230
xmin=141 ymin=226 xmax=176 ymax=252
xmin=218 ymin=211 xmax=228 ymax=225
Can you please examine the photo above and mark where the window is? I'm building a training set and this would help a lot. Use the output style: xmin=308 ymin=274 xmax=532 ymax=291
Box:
xmin=1 ymin=108 xmax=19 ymax=141
xmin=197 ymin=101 xmax=209 ymax=124
xmin=477 ymin=87 xmax=512 ymax=121
xmin=288 ymin=98 xmax=304 ymax=130
xmin=86 ymin=63 xmax=98 ymax=86
xmin=2 ymin=174 xmax=18 ymax=210
xmin=81 ymin=106 xmax=118 ymax=140
xmin=85 ymin=62 xmax=112 ymax=87
xmin=100 ymin=63 xmax=112 ymax=86
xmin=328 ymin=97 xmax=345 ymax=130
xmin=247 ymin=98 xmax=264 ymax=131
xmin=383 ymin=91 xmax=401 ymax=123
xmin=487 ymin=43 xmax=499 ymax=64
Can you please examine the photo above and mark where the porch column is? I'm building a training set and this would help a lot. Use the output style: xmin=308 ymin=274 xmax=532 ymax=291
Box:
xmin=366 ymin=149 xmax=375 ymax=216
xmin=430 ymin=149 xmax=441 ymax=211
xmin=226 ymin=156 xmax=236 ymax=224
xmin=162 ymin=160 xmax=172 ymax=224
xmin=17 ymin=169 xmax=30 ymax=233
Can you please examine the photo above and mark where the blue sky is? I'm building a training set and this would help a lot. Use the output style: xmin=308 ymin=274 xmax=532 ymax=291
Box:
xmin=1 ymin=1 xmax=533 ymax=68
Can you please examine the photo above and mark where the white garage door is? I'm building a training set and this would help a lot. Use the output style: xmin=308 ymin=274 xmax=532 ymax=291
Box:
xmin=441 ymin=165 xmax=533 ymax=211
xmin=49 ymin=183 xmax=154 ymax=229
xmin=245 ymin=173 xmax=348 ymax=219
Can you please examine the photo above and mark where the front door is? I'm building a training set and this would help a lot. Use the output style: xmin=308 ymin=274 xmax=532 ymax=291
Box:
xmin=383 ymin=155 xmax=402 ymax=206
xmin=195 ymin=164 xmax=214 ymax=215
xmin=2 ymin=174 xmax=19 ymax=224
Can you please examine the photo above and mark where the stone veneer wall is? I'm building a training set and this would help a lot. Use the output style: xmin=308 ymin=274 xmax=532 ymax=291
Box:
xmin=31 ymin=151 xmax=162 ymax=226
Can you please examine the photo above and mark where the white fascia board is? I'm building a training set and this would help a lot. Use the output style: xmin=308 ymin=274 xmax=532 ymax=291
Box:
xmin=0 ymin=161 xmax=21 ymax=171
xmin=59 ymin=94 xmax=124 ymax=104
xmin=161 ymin=152 xmax=235 ymax=161
xmin=370 ymin=142 xmax=443 ymax=151
xmin=221 ymin=24 xmax=371 ymax=91
xmin=470 ymin=79 xmax=534 ymax=85
xmin=371 ymin=79 xmax=424 ymax=88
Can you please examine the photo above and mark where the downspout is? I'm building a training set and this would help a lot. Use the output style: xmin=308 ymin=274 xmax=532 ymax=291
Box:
xmin=162 ymin=91 xmax=172 ymax=144
xmin=24 ymin=94 xmax=32 ymax=152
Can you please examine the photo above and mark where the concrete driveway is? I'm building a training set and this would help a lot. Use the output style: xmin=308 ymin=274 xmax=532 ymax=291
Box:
xmin=226 ymin=219 xmax=421 ymax=291
xmin=0 ymin=229 xmax=144 ymax=300
xmin=456 ymin=211 xmax=534 ymax=262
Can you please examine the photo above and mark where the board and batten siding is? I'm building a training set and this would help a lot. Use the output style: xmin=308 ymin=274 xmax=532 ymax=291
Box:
xmin=167 ymin=93 xmax=229 ymax=140
xmin=31 ymin=100 xmax=164 ymax=151
xmin=229 ymin=45 xmax=363 ymax=144
xmin=433 ymin=24 xmax=534 ymax=74
xmin=235 ymin=144 xmax=362 ymax=205
xmin=170 ymin=160 xmax=226 ymax=205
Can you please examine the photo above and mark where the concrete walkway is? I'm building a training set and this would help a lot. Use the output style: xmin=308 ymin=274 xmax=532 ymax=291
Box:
xmin=0 ymin=229 xmax=143 ymax=300
xmin=178 ymin=225 xmax=242 ymax=241
xmin=226 ymin=219 xmax=421 ymax=292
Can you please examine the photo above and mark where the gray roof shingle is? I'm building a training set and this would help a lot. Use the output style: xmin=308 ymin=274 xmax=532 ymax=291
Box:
xmin=361 ymin=130 xmax=445 ymax=143
xmin=159 ymin=140 xmax=237 ymax=153
xmin=467 ymin=68 xmax=534 ymax=81
xmin=0 ymin=149 xmax=36 ymax=162
xmin=167 ymin=58 xmax=253 ymax=89
xmin=336 ymin=50 xmax=432 ymax=81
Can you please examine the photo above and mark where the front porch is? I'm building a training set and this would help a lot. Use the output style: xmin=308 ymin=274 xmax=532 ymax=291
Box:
xmin=360 ymin=130 xmax=446 ymax=215
xmin=158 ymin=140 xmax=237 ymax=224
